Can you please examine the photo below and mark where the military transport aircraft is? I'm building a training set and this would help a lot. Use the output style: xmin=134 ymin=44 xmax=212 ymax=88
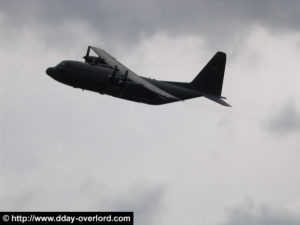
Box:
xmin=46 ymin=46 xmax=230 ymax=106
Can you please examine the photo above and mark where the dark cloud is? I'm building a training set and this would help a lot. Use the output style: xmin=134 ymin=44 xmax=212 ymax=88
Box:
xmin=104 ymin=185 xmax=166 ymax=225
xmin=2 ymin=0 xmax=300 ymax=48
xmin=221 ymin=197 xmax=300 ymax=225
xmin=266 ymin=100 xmax=300 ymax=135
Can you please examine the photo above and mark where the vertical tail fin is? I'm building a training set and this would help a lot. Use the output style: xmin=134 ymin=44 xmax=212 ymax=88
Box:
xmin=191 ymin=52 xmax=226 ymax=96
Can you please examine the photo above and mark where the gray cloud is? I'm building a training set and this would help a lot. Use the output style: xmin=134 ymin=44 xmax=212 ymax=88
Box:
xmin=266 ymin=99 xmax=300 ymax=135
xmin=2 ymin=0 xmax=300 ymax=49
xmin=221 ymin=197 xmax=300 ymax=225
xmin=1 ymin=1 xmax=300 ymax=225
xmin=105 ymin=185 xmax=166 ymax=225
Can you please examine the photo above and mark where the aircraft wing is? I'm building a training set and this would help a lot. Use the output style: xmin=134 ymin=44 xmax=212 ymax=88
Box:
xmin=90 ymin=46 xmax=179 ymax=100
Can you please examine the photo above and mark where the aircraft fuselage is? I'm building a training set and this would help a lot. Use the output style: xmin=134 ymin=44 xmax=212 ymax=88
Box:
xmin=46 ymin=60 xmax=201 ymax=105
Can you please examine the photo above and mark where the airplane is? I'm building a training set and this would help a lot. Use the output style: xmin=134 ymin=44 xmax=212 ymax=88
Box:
xmin=46 ymin=46 xmax=230 ymax=106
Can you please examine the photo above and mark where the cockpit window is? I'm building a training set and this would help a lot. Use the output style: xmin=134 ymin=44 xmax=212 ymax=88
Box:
xmin=57 ymin=61 xmax=69 ymax=67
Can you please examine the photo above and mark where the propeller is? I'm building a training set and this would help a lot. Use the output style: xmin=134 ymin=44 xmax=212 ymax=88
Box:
xmin=108 ymin=65 xmax=118 ymax=83
xmin=83 ymin=46 xmax=91 ymax=62
xmin=122 ymin=70 xmax=128 ymax=86
xmin=118 ymin=70 xmax=129 ymax=97
xmin=118 ymin=70 xmax=128 ymax=87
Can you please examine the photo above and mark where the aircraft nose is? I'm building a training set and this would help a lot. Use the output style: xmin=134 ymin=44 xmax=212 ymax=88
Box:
xmin=46 ymin=67 xmax=55 ymax=77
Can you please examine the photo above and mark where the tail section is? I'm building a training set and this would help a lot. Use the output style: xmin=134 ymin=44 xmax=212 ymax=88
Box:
xmin=191 ymin=52 xmax=226 ymax=96
xmin=191 ymin=52 xmax=230 ymax=106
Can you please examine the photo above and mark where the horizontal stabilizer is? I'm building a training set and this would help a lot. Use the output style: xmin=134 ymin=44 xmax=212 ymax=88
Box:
xmin=201 ymin=92 xmax=231 ymax=107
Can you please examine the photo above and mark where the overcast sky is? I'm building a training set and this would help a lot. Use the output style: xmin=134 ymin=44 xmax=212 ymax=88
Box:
xmin=1 ymin=1 xmax=300 ymax=225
